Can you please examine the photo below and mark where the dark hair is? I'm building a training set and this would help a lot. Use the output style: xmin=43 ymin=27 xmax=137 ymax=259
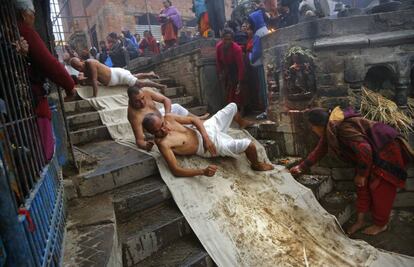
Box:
xmin=127 ymin=85 xmax=141 ymax=98
xmin=222 ymin=28 xmax=234 ymax=38
xmin=164 ymin=0 xmax=172 ymax=5
xmin=142 ymin=113 xmax=160 ymax=133
xmin=306 ymin=108 xmax=329 ymax=127
xmin=108 ymin=32 xmax=118 ymax=39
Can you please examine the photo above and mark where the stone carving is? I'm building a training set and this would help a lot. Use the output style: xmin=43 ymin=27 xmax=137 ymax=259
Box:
xmin=283 ymin=46 xmax=317 ymax=101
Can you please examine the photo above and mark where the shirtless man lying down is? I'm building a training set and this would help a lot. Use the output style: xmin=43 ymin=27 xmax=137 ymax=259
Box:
xmin=69 ymin=57 xmax=166 ymax=97
xmin=127 ymin=85 xmax=209 ymax=151
xmin=142 ymin=103 xmax=274 ymax=177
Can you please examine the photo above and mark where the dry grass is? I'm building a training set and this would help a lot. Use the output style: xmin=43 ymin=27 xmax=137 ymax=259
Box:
xmin=351 ymin=88 xmax=413 ymax=136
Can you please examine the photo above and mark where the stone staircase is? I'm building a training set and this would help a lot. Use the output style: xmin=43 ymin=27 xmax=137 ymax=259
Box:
xmin=62 ymin=77 xmax=213 ymax=267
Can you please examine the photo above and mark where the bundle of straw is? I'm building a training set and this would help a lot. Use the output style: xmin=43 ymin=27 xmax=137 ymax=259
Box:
xmin=355 ymin=88 xmax=413 ymax=136
xmin=407 ymin=97 xmax=414 ymax=118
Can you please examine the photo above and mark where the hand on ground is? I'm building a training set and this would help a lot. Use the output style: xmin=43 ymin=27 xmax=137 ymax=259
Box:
xmin=289 ymin=165 xmax=302 ymax=176
xmin=203 ymin=165 xmax=218 ymax=177
xmin=145 ymin=141 xmax=155 ymax=151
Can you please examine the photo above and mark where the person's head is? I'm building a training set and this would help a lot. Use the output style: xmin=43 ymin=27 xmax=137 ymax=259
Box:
xmin=241 ymin=21 xmax=248 ymax=33
xmin=107 ymin=32 xmax=118 ymax=47
xmin=127 ymin=85 xmax=145 ymax=109
xmin=69 ymin=57 xmax=85 ymax=72
xmin=142 ymin=113 xmax=168 ymax=138
xmin=306 ymin=108 xmax=329 ymax=137
xmin=162 ymin=0 xmax=172 ymax=8
xmin=134 ymin=33 xmax=141 ymax=41
xmin=16 ymin=0 xmax=36 ymax=27
xmin=99 ymin=40 xmax=107 ymax=50
xmin=89 ymin=47 xmax=97 ymax=57
xmin=222 ymin=28 xmax=234 ymax=48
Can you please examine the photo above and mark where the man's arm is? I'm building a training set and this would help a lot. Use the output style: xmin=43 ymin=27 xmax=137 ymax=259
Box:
xmin=86 ymin=62 xmax=99 ymax=97
xmin=146 ymin=89 xmax=172 ymax=114
xmin=158 ymin=142 xmax=216 ymax=177
xmin=128 ymin=112 xmax=154 ymax=151
xmin=168 ymin=114 xmax=217 ymax=156
xmin=137 ymin=80 xmax=167 ymax=91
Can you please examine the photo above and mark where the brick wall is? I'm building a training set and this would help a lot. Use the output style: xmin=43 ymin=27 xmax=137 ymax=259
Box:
xmin=62 ymin=0 xmax=233 ymax=45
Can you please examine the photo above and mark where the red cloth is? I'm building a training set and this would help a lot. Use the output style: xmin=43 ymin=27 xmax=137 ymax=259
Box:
xmin=18 ymin=23 xmax=75 ymax=119
xmin=161 ymin=21 xmax=178 ymax=42
xmin=301 ymin=136 xmax=409 ymax=226
xmin=216 ymin=41 xmax=245 ymax=106
xmin=139 ymin=37 xmax=160 ymax=55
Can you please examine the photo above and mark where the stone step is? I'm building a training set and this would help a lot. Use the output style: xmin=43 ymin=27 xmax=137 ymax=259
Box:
xmin=295 ymin=174 xmax=333 ymax=201
xmin=73 ymin=140 xmax=158 ymax=197
xmin=119 ymin=203 xmax=193 ymax=266
xmin=67 ymin=110 xmax=102 ymax=131
xmin=163 ymin=86 xmax=185 ymax=98
xmin=258 ymin=139 xmax=284 ymax=161
xmin=188 ymin=105 xmax=208 ymax=116
xmin=173 ymin=95 xmax=196 ymax=107
xmin=64 ymin=99 xmax=95 ymax=115
xmin=152 ymin=78 xmax=176 ymax=86
xmin=113 ymin=175 xmax=171 ymax=223
xmin=320 ymin=191 xmax=356 ymax=226
xmin=135 ymin=235 xmax=213 ymax=267
xmin=70 ymin=125 xmax=110 ymax=145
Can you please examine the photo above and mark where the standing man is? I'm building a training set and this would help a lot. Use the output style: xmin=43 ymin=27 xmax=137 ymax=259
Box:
xmin=107 ymin=32 xmax=127 ymax=67
xmin=159 ymin=0 xmax=183 ymax=49
xmin=248 ymin=5 xmax=269 ymax=119
xmin=216 ymin=28 xmax=245 ymax=111
xmin=205 ymin=0 xmax=226 ymax=38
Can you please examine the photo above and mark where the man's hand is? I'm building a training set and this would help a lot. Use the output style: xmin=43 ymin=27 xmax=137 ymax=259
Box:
xmin=289 ymin=165 xmax=303 ymax=176
xmin=354 ymin=175 xmax=367 ymax=188
xmin=203 ymin=137 xmax=217 ymax=156
xmin=15 ymin=37 xmax=29 ymax=56
xmin=203 ymin=165 xmax=218 ymax=177
xmin=145 ymin=141 xmax=155 ymax=152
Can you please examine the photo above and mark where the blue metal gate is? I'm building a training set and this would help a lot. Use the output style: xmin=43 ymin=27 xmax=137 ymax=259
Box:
xmin=0 ymin=1 xmax=66 ymax=266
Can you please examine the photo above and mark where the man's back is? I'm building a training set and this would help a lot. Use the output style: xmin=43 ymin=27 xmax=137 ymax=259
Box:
xmin=84 ymin=59 xmax=112 ymax=85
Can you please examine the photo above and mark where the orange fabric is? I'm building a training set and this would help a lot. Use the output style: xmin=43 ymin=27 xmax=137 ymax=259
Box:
xmin=200 ymin=12 xmax=211 ymax=38
xmin=162 ymin=21 xmax=178 ymax=41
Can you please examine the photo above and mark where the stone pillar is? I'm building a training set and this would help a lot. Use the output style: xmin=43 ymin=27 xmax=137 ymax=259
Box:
xmin=344 ymin=57 xmax=364 ymax=109
xmin=395 ymin=78 xmax=409 ymax=108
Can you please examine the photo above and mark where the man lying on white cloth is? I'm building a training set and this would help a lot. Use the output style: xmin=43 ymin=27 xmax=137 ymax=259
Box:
xmin=69 ymin=57 xmax=166 ymax=97
xmin=142 ymin=103 xmax=274 ymax=177
xmin=127 ymin=85 xmax=209 ymax=151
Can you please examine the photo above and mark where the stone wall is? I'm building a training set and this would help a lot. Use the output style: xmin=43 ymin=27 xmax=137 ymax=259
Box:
xmin=128 ymin=39 xmax=225 ymax=113
xmin=262 ymin=9 xmax=414 ymax=110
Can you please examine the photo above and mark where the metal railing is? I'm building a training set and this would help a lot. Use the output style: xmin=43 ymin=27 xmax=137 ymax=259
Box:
xmin=0 ymin=1 xmax=66 ymax=266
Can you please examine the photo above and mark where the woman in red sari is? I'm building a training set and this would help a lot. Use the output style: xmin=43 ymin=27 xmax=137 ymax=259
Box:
xmin=16 ymin=1 xmax=76 ymax=161
xmin=216 ymin=28 xmax=245 ymax=109
xmin=290 ymin=107 xmax=413 ymax=236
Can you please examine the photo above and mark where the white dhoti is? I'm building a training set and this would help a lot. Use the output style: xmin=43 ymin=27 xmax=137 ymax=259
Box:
xmin=195 ymin=103 xmax=251 ymax=158
xmin=108 ymin=67 xmax=138 ymax=87
xmin=159 ymin=103 xmax=189 ymax=116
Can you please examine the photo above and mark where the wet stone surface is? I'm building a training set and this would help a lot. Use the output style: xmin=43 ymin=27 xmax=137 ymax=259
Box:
xmin=345 ymin=208 xmax=414 ymax=257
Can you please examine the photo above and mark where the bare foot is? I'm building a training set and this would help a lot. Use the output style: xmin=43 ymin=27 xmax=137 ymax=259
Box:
xmin=149 ymin=71 xmax=159 ymax=79
xmin=251 ymin=162 xmax=274 ymax=171
xmin=347 ymin=220 xmax=366 ymax=235
xmin=363 ymin=224 xmax=387 ymax=236
xmin=198 ymin=113 xmax=210 ymax=120
xmin=239 ymin=119 xmax=255 ymax=129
